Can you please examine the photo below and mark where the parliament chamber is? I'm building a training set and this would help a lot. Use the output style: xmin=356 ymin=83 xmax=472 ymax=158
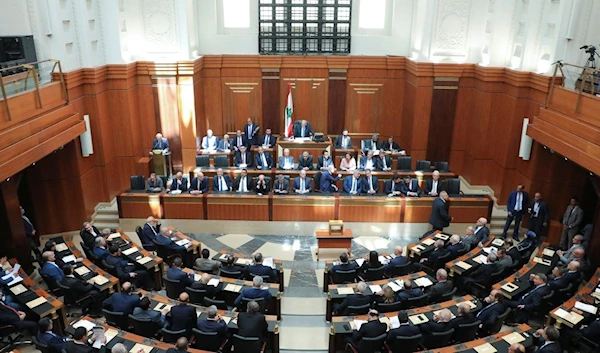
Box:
xmin=3 ymin=1 xmax=600 ymax=353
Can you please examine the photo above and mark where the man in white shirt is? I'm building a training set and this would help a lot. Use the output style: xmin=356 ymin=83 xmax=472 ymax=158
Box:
xmin=236 ymin=169 xmax=253 ymax=193
xmin=278 ymin=148 xmax=295 ymax=170
xmin=212 ymin=168 xmax=232 ymax=192
xmin=200 ymin=129 xmax=218 ymax=153
xmin=425 ymin=170 xmax=442 ymax=196
xmin=360 ymin=151 xmax=377 ymax=170
xmin=293 ymin=170 xmax=311 ymax=194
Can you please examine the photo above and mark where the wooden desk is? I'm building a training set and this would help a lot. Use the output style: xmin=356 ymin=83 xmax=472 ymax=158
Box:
xmin=337 ymin=196 xmax=402 ymax=222
xmin=445 ymin=236 xmax=497 ymax=277
xmin=406 ymin=231 xmax=448 ymax=259
xmin=211 ymin=250 xmax=285 ymax=292
xmin=434 ymin=324 xmax=534 ymax=353
xmin=206 ymin=192 xmax=269 ymax=220
xmin=321 ymin=253 xmax=389 ymax=293
xmin=117 ymin=191 xmax=164 ymax=219
xmin=272 ymin=194 xmax=336 ymax=221
xmin=549 ymin=268 xmax=600 ymax=328
xmin=276 ymin=138 xmax=332 ymax=161
xmin=316 ymin=229 xmax=353 ymax=260
xmin=111 ymin=231 xmax=166 ymax=289
xmin=163 ymin=192 xmax=206 ymax=219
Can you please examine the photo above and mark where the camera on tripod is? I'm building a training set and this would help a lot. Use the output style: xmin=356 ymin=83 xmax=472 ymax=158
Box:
xmin=581 ymin=45 xmax=597 ymax=55
xmin=575 ymin=44 xmax=600 ymax=94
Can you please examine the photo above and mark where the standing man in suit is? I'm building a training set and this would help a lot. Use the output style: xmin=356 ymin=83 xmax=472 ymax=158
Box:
xmin=232 ymin=130 xmax=248 ymax=151
xmin=237 ymin=301 xmax=269 ymax=342
xmin=293 ymin=170 xmax=312 ymax=194
xmin=217 ymin=134 xmax=233 ymax=151
xmin=501 ymin=185 xmax=529 ymax=240
xmin=477 ymin=289 xmax=506 ymax=336
xmin=346 ymin=309 xmax=388 ymax=350
xmin=213 ymin=168 xmax=233 ymax=192
xmin=169 ymin=292 xmax=197 ymax=337
xmin=293 ymin=119 xmax=314 ymax=138
xmin=273 ymin=175 xmax=290 ymax=194
xmin=37 ymin=318 xmax=67 ymax=353
xmin=320 ymin=165 xmax=342 ymax=193
xmin=532 ymin=326 xmax=561 ymax=353
xmin=199 ymin=129 xmax=219 ymax=153
xmin=332 ymin=282 xmax=374 ymax=315
xmin=189 ymin=169 xmax=208 ymax=194
xmin=152 ymin=133 xmax=169 ymax=151
xmin=146 ymin=173 xmax=164 ymax=193
xmin=254 ymin=146 xmax=273 ymax=170
xmin=298 ymin=151 xmax=314 ymax=170
xmin=505 ymin=273 xmax=550 ymax=323
xmin=334 ymin=129 xmax=352 ymax=149
xmin=278 ymin=148 xmax=295 ymax=170
xmin=427 ymin=269 xmax=454 ymax=304
xmin=40 ymin=251 xmax=64 ymax=283
xmin=429 ymin=191 xmax=452 ymax=231
xmin=386 ymin=311 xmax=420 ymax=344
xmin=21 ymin=206 xmax=39 ymax=254
xmin=244 ymin=117 xmax=260 ymax=146
xmin=80 ymin=222 xmax=101 ymax=249
xmin=170 ymin=171 xmax=188 ymax=192
xmin=362 ymin=169 xmax=379 ymax=195
xmin=381 ymin=136 xmax=400 ymax=152
xmin=234 ymin=145 xmax=252 ymax=168
xmin=343 ymin=170 xmax=363 ymax=195
xmin=528 ymin=192 xmax=549 ymax=237
xmin=425 ymin=170 xmax=443 ymax=197
xmin=401 ymin=175 xmax=421 ymax=197
xmin=259 ymin=128 xmax=276 ymax=148
xmin=235 ymin=169 xmax=254 ymax=193
xmin=384 ymin=173 xmax=403 ymax=197
xmin=377 ymin=152 xmax=392 ymax=171
xmin=60 ymin=264 xmax=104 ymax=315
xmin=317 ymin=150 xmax=334 ymax=170
xmin=560 ymin=197 xmax=584 ymax=250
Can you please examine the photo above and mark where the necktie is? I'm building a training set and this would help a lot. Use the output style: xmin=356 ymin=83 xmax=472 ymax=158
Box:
xmin=382 ymin=157 xmax=387 ymax=169
xmin=351 ymin=178 xmax=356 ymax=193
xmin=343 ymin=137 xmax=347 ymax=148
xmin=159 ymin=140 xmax=162 ymax=149
xmin=261 ymin=154 xmax=267 ymax=167
xmin=0 ymin=301 xmax=19 ymax=316
xmin=242 ymin=153 xmax=246 ymax=164
xmin=238 ymin=137 xmax=241 ymax=146
xmin=516 ymin=193 xmax=521 ymax=211
xmin=279 ymin=183 xmax=283 ymax=191
xmin=177 ymin=180 xmax=180 ymax=190
xmin=241 ymin=178 xmax=246 ymax=192
xmin=264 ymin=136 xmax=268 ymax=145
xmin=301 ymin=127 xmax=305 ymax=137
xmin=220 ymin=177 xmax=225 ymax=191
xmin=369 ymin=178 xmax=373 ymax=191
xmin=433 ymin=180 xmax=437 ymax=192
xmin=300 ymin=178 xmax=304 ymax=191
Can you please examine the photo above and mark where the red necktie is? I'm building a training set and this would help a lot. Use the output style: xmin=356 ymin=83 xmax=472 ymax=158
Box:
xmin=1 ymin=301 xmax=19 ymax=315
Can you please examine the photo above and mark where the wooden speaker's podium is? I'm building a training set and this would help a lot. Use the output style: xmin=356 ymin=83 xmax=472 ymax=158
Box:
xmin=315 ymin=220 xmax=353 ymax=260
xmin=151 ymin=149 xmax=171 ymax=177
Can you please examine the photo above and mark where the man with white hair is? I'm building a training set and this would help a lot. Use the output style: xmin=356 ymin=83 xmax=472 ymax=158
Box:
xmin=234 ymin=276 xmax=272 ymax=306
xmin=420 ymin=308 xmax=453 ymax=336
xmin=293 ymin=169 xmax=312 ymax=194
xmin=278 ymin=148 xmax=295 ymax=170
xmin=425 ymin=170 xmax=443 ymax=196
xmin=217 ymin=133 xmax=232 ymax=151
xmin=463 ymin=218 xmax=489 ymax=250
xmin=190 ymin=169 xmax=208 ymax=194
xmin=141 ymin=216 xmax=159 ymax=246
xmin=427 ymin=269 xmax=454 ymax=304
xmin=152 ymin=133 xmax=169 ymax=151
xmin=446 ymin=234 xmax=464 ymax=257
xmin=343 ymin=170 xmax=363 ymax=194
xmin=384 ymin=246 xmax=409 ymax=276
xmin=212 ymin=168 xmax=232 ymax=192
xmin=320 ymin=165 xmax=342 ymax=193
xmin=556 ymin=234 xmax=584 ymax=263
xmin=332 ymin=281 xmax=373 ymax=316
xmin=156 ymin=227 xmax=188 ymax=263
xmin=196 ymin=305 xmax=227 ymax=341
xmin=80 ymin=221 xmax=100 ymax=249
xmin=199 ymin=129 xmax=219 ymax=152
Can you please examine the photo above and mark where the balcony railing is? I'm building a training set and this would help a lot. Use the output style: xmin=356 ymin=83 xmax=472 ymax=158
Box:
xmin=546 ymin=61 xmax=600 ymax=111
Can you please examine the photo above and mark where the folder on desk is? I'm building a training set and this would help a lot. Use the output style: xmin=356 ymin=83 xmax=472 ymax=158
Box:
xmin=501 ymin=282 xmax=519 ymax=292
xmin=208 ymin=278 xmax=220 ymax=287
xmin=379 ymin=316 xmax=391 ymax=328
xmin=224 ymin=284 xmax=243 ymax=293
xmin=219 ymin=254 xmax=229 ymax=260
xmin=337 ymin=287 xmax=355 ymax=295
xmin=103 ymin=329 xmax=118 ymax=346
xmin=455 ymin=261 xmax=472 ymax=270
xmin=236 ymin=258 xmax=252 ymax=265
xmin=26 ymin=297 xmax=48 ymax=309
xmin=473 ymin=254 xmax=487 ymax=264
xmin=387 ymin=281 xmax=402 ymax=292
xmin=91 ymin=275 xmax=109 ymax=285
xmin=408 ymin=314 xmax=429 ymax=325
xmin=435 ymin=234 xmax=449 ymax=241
xmin=575 ymin=301 xmax=598 ymax=315
xmin=73 ymin=319 xmax=96 ymax=331
xmin=502 ymin=332 xmax=526 ymax=344
xmin=422 ymin=238 xmax=435 ymax=246
xmin=54 ymin=243 xmax=68 ymax=252
xmin=542 ymin=248 xmax=556 ymax=257
xmin=175 ymin=239 xmax=190 ymax=246
xmin=130 ymin=343 xmax=153 ymax=353
xmin=122 ymin=247 xmax=139 ymax=256
xmin=491 ymin=239 xmax=505 ymax=247
xmin=62 ymin=255 xmax=77 ymax=263
xmin=533 ymin=257 xmax=551 ymax=266
xmin=137 ymin=256 xmax=152 ymax=265
xmin=9 ymin=284 xmax=27 ymax=296
xmin=222 ymin=316 xmax=232 ymax=324
xmin=75 ymin=266 xmax=90 ymax=276
xmin=108 ymin=233 xmax=121 ymax=240
xmin=351 ymin=319 xmax=366 ymax=331
xmin=414 ymin=277 xmax=433 ymax=287
xmin=474 ymin=342 xmax=497 ymax=353
xmin=369 ymin=285 xmax=382 ymax=293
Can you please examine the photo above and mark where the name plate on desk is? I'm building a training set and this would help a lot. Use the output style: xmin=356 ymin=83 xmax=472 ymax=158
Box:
xmin=410 ymin=245 xmax=425 ymax=253
xmin=422 ymin=238 xmax=435 ymax=246
xmin=137 ymin=257 xmax=153 ymax=265
xmin=236 ymin=258 xmax=252 ymax=265
xmin=26 ymin=297 xmax=48 ymax=309
xmin=435 ymin=234 xmax=449 ymax=241
xmin=491 ymin=239 xmax=505 ymax=247
xmin=122 ymin=247 xmax=139 ymax=256
xmin=408 ymin=314 xmax=429 ymax=325
xmin=554 ymin=308 xmax=584 ymax=325
xmin=501 ymin=282 xmax=519 ymax=292
xmin=456 ymin=261 xmax=472 ymax=270
xmin=54 ymin=243 xmax=68 ymax=252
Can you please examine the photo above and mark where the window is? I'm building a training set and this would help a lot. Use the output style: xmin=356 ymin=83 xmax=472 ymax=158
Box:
xmin=259 ymin=0 xmax=352 ymax=54
xmin=358 ymin=0 xmax=385 ymax=29
xmin=223 ymin=0 xmax=251 ymax=28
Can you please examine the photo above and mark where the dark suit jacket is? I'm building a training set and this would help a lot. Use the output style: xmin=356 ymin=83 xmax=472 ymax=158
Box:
xmin=535 ymin=341 xmax=561 ymax=353
xmin=429 ymin=198 xmax=451 ymax=229
xmin=293 ymin=122 xmax=314 ymax=138
xmin=320 ymin=171 xmax=340 ymax=192
xmin=427 ymin=280 xmax=454 ymax=303
xmin=582 ymin=318 xmax=600 ymax=340
xmin=381 ymin=141 xmax=400 ymax=152
xmin=332 ymin=262 xmax=357 ymax=274
xmin=167 ymin=267 xmax=194 ymax=287
xmin=255 ymin=181 xmax=269 ymax=194
xmin=476 ymin=301 xmax=506 ymax=327
xmin=507 ymin=190 xmax=529 ymax=213
xmin=335 ymin=294 xmax=374 ymax=315
xmin=258 ymin=134 xmax=276 ymax=147
xmin=190 ymin=281 xmax=220 ymax=299
xmin=343 ymin=176 xmax=364 ymax=194
xmin=244 ymin=123 xmax=260 ymax=144
xmin=234 ymin=287 xmax=272 ymax=305
xmin=152 ymin=138 xmax=170 ymax=150
xmin=446 ymin=242 xmax=464 ymax=258
xmin=23 ymin=217 xmax=35 ymax=237
xmin=254 ymin=153 xmax=273 ymax=169
xmin=66 ymin=341 xmax=96 ymax=353
xmin=396 ymin=288 xmax=424 ymax=301
xmin=232 ymin=135 xmax=249 ymax=150
xmin=170 ymin=178 xmax=188 ymax=192
xmin=422 ymin=247 xmax=450 ymax=267
xmin=507 ymin=247 xmax=520 ymax=262
xmin=334 ymin=135 xmax=352 ymax=148
xmin=451 ymin=313 xmax=476 ymax=328
xmin=352 ymin=320 xmax=387 ymax=344
xmin=197 ymin=318 xmax=227 ymax=339
xmin=60 ymin=276 xmax=94 ymax=296
xmin=420 ymin=320 xmax=453 ymax=337
xmin=156 ymin=235 xmax=186 ymax=253
xmin=362 ymin=139 xmax=381 ymax=152
xmin=80 ymin=226 xmax=101 ymax=249
xmin=293 ymin=177 xmax=312 ymax=193
xmin=245 ymin=264 xmax=275 ymax=281
xmin=466 ymin=263 xmax=497 ymax=283
xmin=425 ymin=179 xmax=444 ymax=195
xmin=548 ymin=275 xmax=571 ymax=291
xmin=93 ymin=246 xmax=110 ymax=260
xmin=237 ymin=312 xmax=268 ymax=341
xmin=359 ymin=157 xmax=378 ymax=170
xmin=0 ymin=304 xmax=21 ymax=325
xmin=376 ymin=156 xmax=392 ymax=171
xmin=106 ymin=255 xmax=136 ymax=283
xmin=170 ymin=303 xmax=197 ymax=334
xmin=362 ymin=176 xmax=379 ymax=193
xmin=518 ymin=285 xmax=550 ymax=311
xmin=386 ymin=323 xmax=420 ymax=342
xmin=298 ymin=156 xmax=314 ymax=170
xmin=217 ymin=139 xmax=233 ymax=151
xmin=384 ymin=180 xmax=401 ymax=194
xmin=400 ymin=179 xmax=421 ymax=195
xmin=529 ymin=200 xmax=549 ymax=222
xmin=317 ymin=156 xmax=334 ymax=170
xmin=41 ymin=262 xmax=64 ymax=282
xmin=37 ymin=332 xmax=67 ymax=353
xmin=142 ymin=223 xmax=159 ymax=244
xmin=273 ymin=179 xmax=290 ymax=193
xmin=102 ymin=292 xmax=140 ymax=315
xmin=234 ymin=151 xmax=253 ymax=167
xmin=212 ymin=175 xmax=233 ymax=191
xmin=234 ymin=176 xmax=254 ymax=192
xmin=190 ymin=177 xmax=209 ymax=193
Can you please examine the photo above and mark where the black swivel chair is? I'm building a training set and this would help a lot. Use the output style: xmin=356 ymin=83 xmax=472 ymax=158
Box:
xmin=102 ymin=309 xmax=129 ymax=330
xmin=445 ymin=178 xmax=461 ymax=196
xmin=130 ymin=175 xmax=145 ymax=190
xmin=136 ymin=225 xmax=155 ymax=252
xmin=439 ymin=287 xmax=457 ymax=302
xmin=363 ymin=266 xmax=386 ymax=281
xmin=185 ymin=287 xmax=207 ymax=304
xmin=163 ymin=277 xmax=185 ymax=300
xmin=390 ymin=262 xmax=412 ymax=276
xmin=231 ymin=334 xmax=265 ymax=353
xmin=331 ymin=269 xmax=357 ymax=284
xmin=484 ymin=307 xmax=511 ymax=335
xmin=158 ymin=175 xmax=168 ymax=188
xmin=214 ymin=155 xmax=229 ymax=167
xmin=160 ymin=328 xmax=187 ymax=344
xmin=346 ymin=333 xmax=386 ymax=353
xmin=454 ymin=320 xmax=481 ymax=343
xmin=56 ymin=281 xmax=92 ymax=317
xmin=421 ymin=328 xmax=454 ymax=349
xmin=204 ymin=297 xmax=228 ymax=310
xmin=32 ymin=336 xmax=56 ymax=353
xmin=376 ymin=301 xmax=402 ymax=313
xmin=404 ymin=293 xmax=428 ymax=309
xmin=415 ymin=160 xmax=431 ymax=171
xmin=397 ymin=156 xmax=412 ymax=171
xmin=80 ymin=242 xmax=100 ymax=265
xmin=39 ymin=271 xmax=62 ymax=297
xmin=385 ymin=334 xmax=422 ymax=353
xmin=0 ymin=324 xmax=32 ymax=351
xmin=240 ymin=297 xmax=267 ymax=313
xmin=220 ymin=268 xmax=243 ymax=279
xmin=435 ymin=161 xmax=449 ymax=172
xmin=347 ymin=303 xmax=372 ymax=316
xmin=128 ymin=314 xmax=159 ymax=338
xmin=192 ymin=328 xmax=228 ymax=351
xmin=196 ymin=155 xmax=210 ymax=167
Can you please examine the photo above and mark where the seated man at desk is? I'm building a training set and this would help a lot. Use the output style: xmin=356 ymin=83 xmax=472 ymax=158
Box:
xmin=334 ymin=129 xmax=352 ymax=149
xmin=234 ymin=145 xmax=252 ymax=168
xmin=332 ymin=281 xmax=373 ymax=316
xmin=386 ymin=311 xmax=420 ymax=344
xmin=169 ymin=292 xmax=197 ymax=337
xmin=259 ymin=128 xmax=276 ymax=148
xmin=425 ymin=170 xmax=443 ymax=197
xmin=190 ymin=169 xmax=209 ymax=194
xmin=360 ymin=151 xmax=378 ymax=170
xmin=142 ymin=217 xmax=160 ymax=245
xmin=278 ymin=148 xmax=295 ymax=170
xmin=331 ymin=252 xmax=357 ymax=275
xmin=195 ymin=249 xmax=222 ymax=275
xmin=427 ymin=268 xmax=454 ymax=304
xmin=217 ymin=134 xmax=233 ymax=152
xmin=60 ymin=264 xmax=104 ymax=315
xmin=197 ymin=305 xmax=228 ymax=342
xmin=235 ymin=169 xmax=254 ymax=193
xmin=400 ymin=175 xmax=421 ymax=197
xmin=343 ymin=170 xmax=363 ymax=195
xmin=381 ymin=135 xmax=400 ymax=153
xmin=317 ymin=150 xmax=334 ymax=171
xmin=396 ymin=280 xmax=424 ymax=301
xmin=37 ymin=317 xmax=67 ymax=353
xmin=92 ymin=237 xmax=110 ymax=260
xmin=233 ymin=130 xmax=248 ymax=151
xmin=463 ymin=217 xmax=490 ymax=250
xmin=199 ymin=129 xmax=219 ymax=153
xmin=477 ymin=289 xmax=506 ymax=336
xmin=320 ymin=165 xmax=342 ymax=193
xmin=237 ymin=301 xmax=269 ymax=343
xmin=339 ymin=152 xmax=357 ymax=171
xmin=146 ymin=173 xmax=165 ymax=193
xmin=384 ymin=173 xmax=403 ymax=197
xmin=460 ymin=253 xmax=497 ymax=292
xmin=293 ymin=119 xmax=314 ymax=138
xmin=362 ymin=134 xmax=381 ymax=153
xmin=346 ymin=309 xmax=388 ymax=351
xmin=41 ymin=251 xmax=64 ymax=283
xmin=244 ymin=117 xmax=260 ymax=146
xmin=152 ymin=133 xmax=170 ymax=151
xmin=213 ymin=168 xmax=233 ymax=192
xmin=362 ymin=170 xmax=379 ymax=195
xmin=505 ymin=273 xmax=550 ymax=324
xmin=170 ymin=171 xmax=188 ymax=193
xmin=419 ymin=308 xmax=453 ymax=336
xmin=293 ymin=170 xmax=312 ymax=194
xmin=106 ymin=246 xmax=152 ymax=290
xmin=234 ymin=276 xmax=273 ymax=306
xmin=384 ymin=246 xmax=408 ymax=276
xmin=191 ymin=273 xmax=221 ymax=299
xmin=377 ymin=151 xmax=392 ymax=171
xmin=102 ymin=281 xmax=141 ymax=315
xmin=273 ymin=175 xmax=290 ymax=194
xmin=298 ymin=151 xmax=314 ymax=170
xmin=255 ymin=174 xmax=269 ymax=195
xmin=0 ymin=288 xmax=39 ymax=335
xmin=254 ymin=146 xmax=273 ymax=170
xmin=156 ymin=227 xmax=188 ymax=261
xmin=167 ymin=256 xmax=194 ymax=286
xmin=133 ymin=297 xmax=166 ymax=330
xmin=244 ymin=253 xmax=276 ymax=282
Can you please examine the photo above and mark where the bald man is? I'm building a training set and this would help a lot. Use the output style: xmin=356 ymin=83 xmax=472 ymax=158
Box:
xmin=152 ymin=133 xmax=169 ymax=151
xmin=528 ymin=192 xmax=549 ymax=237
xmin=102 ymin=282 xmax=141 ymax=315
xmin=451 ymin=303 xmax=476 ymax=328
xmin=166 ymin=337 xmax=189 ymax=353
xmin=190 ymin=169 xmax=208 ymax=194
xmin=384 ymin=246 xmax=409 ymax=276
xmin=169 ymin=292 xmax=196 ymax=337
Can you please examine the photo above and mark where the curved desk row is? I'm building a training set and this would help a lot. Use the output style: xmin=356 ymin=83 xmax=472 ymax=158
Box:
xmin=549 ymin=268 xmax=600 ymax=328
xmin=210 ymin=249 xmax=285 ymax=292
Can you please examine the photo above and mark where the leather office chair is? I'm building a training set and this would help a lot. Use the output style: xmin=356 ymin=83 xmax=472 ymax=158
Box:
xmin=484 ymin=307 xmax=511 ymax=335
xmin=445 ymin=178 xmax=461 ymax=196
xmin=240 ymin=297 xmax=267 ymax=313
xmin=421 ymin=328 xmax=454 ymax=349
xmin=331 ymin=269 xmax=357 ymax=284
xmin=192 ymin=328 xmax=228 ymax=351
xmin=160 ymin=328 xmax=186 ymax=344
xmin=390 ymin=262 xmax=412 ymax=276
xmin=376 ymin=301 xmax=402 ymax=313
xmin=439 ymin=287 xmax=457 ymax=302
xmin=214 ymin=155 xmax=229 ymax=167
xmin=404 ymin=293 xmax=428 ymax=309
xmin=80 ymin=242 xmax=100 ymax=265
xmin=0 ymin=324 xmax=31 ymax=351
xmin=163 ymin=277 xmax=185 ymax=300
xmin=204 ymin=297 xmax=228 ymax=310
xmin=158 ymin=175 xmax=168 ymax=188
xmin=129 ymin=175 xmax=145 ymax=190
xmin=220 ymin=268 xmax=243 ymax=279
xmin=313 ymin=172 xmax=323 ymax=192
xmin=32 ymin=336 xmax=54 ymax=353
xmin=454 ymin=320 xmax=481 ymax=343
xmin=231 ymin=334 xmax=265 ymax=353
xmin=385 ymin=334 xmax=422 ymax=353
xmin=435 ymin=161 xmax=449 ymax=172
xmin=39 ymin=270 xmax=62 ymax=297
xmin=415 ymin=160 xmax=431 ymax=171
xmin=152 ymin=239 xmax=178 ymax=265
xmin=347 ymin=303 xmax=372 ymax=315
xmin=135 ymin=225 xmax=155 ymax=252
xmin=346 ymin=333 xmax=386 ymax=353
xmin=422 ymin=252 xmax=452 ymax=275
xmin=101 ymin=259 xmax=117 ymax=277
xmin=128 ymin=314 xmax=159 ymax=338
xmin=185 ymin=287 xmax=207 ymax=304
xmin=298 ymin=154 xmax=315 ymax=170
xmin=363 ymin=265 xmax=386 ymax=281
xmin=102 ymin=309 xmax=129 ymax=330
xmin=397 ymin=156 xmax=412 ymax=171
xmin=196 ymin=155 xmax=210 ymax=167
xmin=56 ymin=281 xmax=92 ymax=317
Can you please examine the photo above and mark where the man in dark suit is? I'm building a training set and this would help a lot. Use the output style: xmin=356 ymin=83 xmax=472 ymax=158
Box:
xmin=505 ymin=273 xmax=550 ymax=323
xmin=244 ymin=253 xmax=276 ymax=282
xmin=92 ymin=237 xmax=110 ymax=260
xmin=166 ymin=337 xmax=190 ymax=353
xmin=429 ymin=191 xmax=452 ymax=231
xmin=132 ymin=297 xmax=166 ymax=330
xmin=504 ymin=238 xmax=521 ymax=263
xmin=166 ymin=256 xmax=194 ymax=286
xmin=21 ymin=206 xmax=40 ymax=257
xmin=142 ymin=217 xmax=159 ymax=244
xmin=60 ymin=264 xmax=103 ymax=315
xmin=244 ymin=117 xmax=260 ymax=146
xmin=156 ymin=227 xmax=188 ymax=260
xmin=384 ymin=246 xmax=408 ymax=276
xmin=147 ymin=173 xmax=165 ymax=193
xmin=196 ymin=305 xmax=227 ymax=341
xmin=320 ymin=165 xmax=342 ymax=193
xmin=401 ymin=175 xmax=421 ymax=197
xmin=465 ymin=217 xmax=490 ymax=249
xmin=384 ymin=173 xmax=403 ymax=196
xmin=446 ymin=234 xmax=464 ymax=258
xmin=533 ymin=326 xmax=561 ymax=353
xmin=501 ymin=185 xmax=529 ymax=240
xmin=477 ymin=289 xmax=506 ymax=336
xmin=547 ymin=266 xmax=571 ymax=291
xmin=152 ymin=133 xmax=170 ymax=150
xmin=332 ymin=281 xmax=374 ymax=315
xmin=560 ymin=197 xmax=584 ymax=249
xmin=381 ymin=136 xmax=400 ymax=152
xmin=362 ymin=134 xmax=381 ymax=153
xmin=273 ymin=175 xmax=290 ymax=194
xmin=0 ymin=292 xmax=38 ymax=335
xmin=213 ymin=168 xmax=233 ymax=192
xmin=343 ymin=170 xmax=363 ymax=194
xmin=259 ymin=128 xmax=277 ymax=148
xmin=317 ymin=150 xmax=334 ymax=171
xmin=234 ymin=276 xmax=273 ymax=306
xmin=293 ymin=170 xmax=312 ymax=194
xmin=334 ymin=130 xmax=352 ymax=149
xmin=451 ymin=303 xmax=476 ymax=328
xmin=169 ymin=292 xmax=197 ymax=337
xmin=293 ymin=119 xmax=314 ymax=138
xmin=362 ymin=170 xmax=379 ymax=195
xmin=254 ymin=146 xmax=273 ymax=170
xmin=298 ymin=151 xmax=314 ymax=170
xmin=191 ymin=273 xmax=221 ymax=299
xmin=460 ymin=253 xmax=497 ymax=292
xmin=189 ymin=170 xmax=208 ymax=194
xmin=347 ymin=309 xmax=388 ymax=350
xmin=170 ymin=171 xmax=188 ymax=192
xmin=37 ymin=318 xmax=67 ymax=353
xmin=234 ymin=145 xmax=252 ymax=167
xmin=80 ymin=222 xmax=101 ymax=249
xmin=427 ymin=269 xmax=454 ymax=304
xmin=359 ymin=151 xmax=378 ymax=170
xmin=237 ymin=300 xmax=269 ymax=342
xmin=222 ymin=255 xmax=243 ymax=275
xmin=396 ymin=280 xmax=424 ymax=301
xmin=414 ymin=240 xmax=449 ymax=271
xmin=102 ymin=282 xmax=141 ymax=315
xmin=217 ymin=134 xmax=233 ymax=151
xmin=560 ymin=317 xmax=600 ymax=349
xmin=332 ymin=252 xmax=357 ymax=275
xmin=377 ymin=153 xmax=392 ymax=171
xmin=528 ymin=192 xmax=549 ymax=238
xmin=424 ymin=170 xmax=443 ymax=197
xmin=386 ymin=310 xmax=420 ymax=343
xmin=40 ymin=251 xmax=64 ymax=283
xmin=195 ymin=248 xmax=223 ymax=276
xmin=232 ymin=130 xmax=249 ymax=151
xmin=66 ymin=327 xmax=104 ymax=353
xmin=234 ymin=169 xmax=254 ymax=193
xmin=419 ymin=308 xmax=453 ymax=337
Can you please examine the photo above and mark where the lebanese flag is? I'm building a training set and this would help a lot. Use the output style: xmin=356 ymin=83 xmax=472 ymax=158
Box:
xmin=284 ymin=83 xmax=294 ymax=138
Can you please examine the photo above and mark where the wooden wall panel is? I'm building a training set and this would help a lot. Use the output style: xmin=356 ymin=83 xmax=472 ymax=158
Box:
xmin=328 ymin=75 xmax=347 ymax=134
xmin=178 ymin=76 xmax=197 ymax=172
xmin=221 ymin=78 xmax=262 ymax=133
xmin=203 ymin=77 xmax=223 ymax=134
xmin=262 ymin=71 xmax=281 ymax=134
xmin=426 ymin=85 xmax=457 ymax=162
xmin=153 ymin=77 xmax=183 ymax=170
xmin=345 ymin=80 xmax=384 ymax=133
xmin=280 ymin=68 xmax=329 ymax=134
xmin=382 ymin=78 xmax=405 ymax=145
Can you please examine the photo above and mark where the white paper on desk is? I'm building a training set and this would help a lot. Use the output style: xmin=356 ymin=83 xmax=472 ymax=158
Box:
xmin=394 ymin=279 xmax=405 ymax=290
xmin=102 ymin=328 xmax=118 ymax=346
xmin=7 ymin=276 xmax=22 ymax=286
xmin=389 ymin=315 xmax=400 ymax=329
xmin=208 ymin=278 xmax=220 ymax=287
xmin=369 ymin=285 xmax=382 ymax=293
xmin=9 ymin=284 xmax=27 ymax=295
xmin=336 ymin=287 xmax=355 ymax=295
xmin=543 ymin=248 xmax=556 ymax=257
xmin=130 ymin=343 xmax=153 ymax=353
xmin=236 ymin=258 xmax=252 ymax=265
xmin=219 ymin=254 xmax=229 ymax=260
xmin=122 ymin=247 xmax=138 ymax=256
xmin=387 ymin=281 xmax=401 ymax=292
xmin=175 ymin=239 xmax=190 ymax=246
xmin=9 ymin=263 xmax=20 ymax=276
xmin=353 ymin=319 xmax=367 ymax=331
xmin=554 ymin=308 xmax=569 ymax=319
xmin=75 ymin=266 xmax=90 ymax=276
xmin=482 ymin=247 xmax=497 ymax=255
xmin=222 ymin=316 xmax=232 ymax=324
xmin=137 ymin=256 xmax=152 ymax=265
xmin=170 ymin=190 xmax=182 ymax=195
xmin=355 ymin=258 xmax=365 ymax=267
xmin=108 ymin=233 xmax=121 ymax=240
xmin=54 ymin=243 xmax=68 ymax=252
xmin=414 ymin=277 xmax=433 ymax=287
xmin=473 ymin=254 xmax=488 ymax=264
xmin=26 ymin=296 xmax=47 ymax=309
xmin=153 ymin=303 xmax=172 ymax=312
xmin=491 ymin=239 xmax=505 ymax=247
xmin=263 ymin=257 xmax=275 ymax=269
xmin=62 ymin=255 xmax=77 ymax=263
xmin=92 ymin=326 xmax=105 ymax=349
xmin=575 ymin=301 xmax=598 ymax=315
xmin=422 ymin=238 xmax=435 ymax=246
xmin=378 ymin=255 xmax=387 ymax=264
xmin=73 ymin=319 xmax=96 ymax=331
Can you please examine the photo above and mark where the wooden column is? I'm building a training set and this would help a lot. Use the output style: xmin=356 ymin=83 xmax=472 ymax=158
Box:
xmin=328 ymin=69 xmax=347 ymax=135
xmin=262 ymin=69 xmax=281 ymax=134
xmin=1 ymin=175 xmax=33 ymax=273
xmin=426 ymin=78 xmax=458 ymax=162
